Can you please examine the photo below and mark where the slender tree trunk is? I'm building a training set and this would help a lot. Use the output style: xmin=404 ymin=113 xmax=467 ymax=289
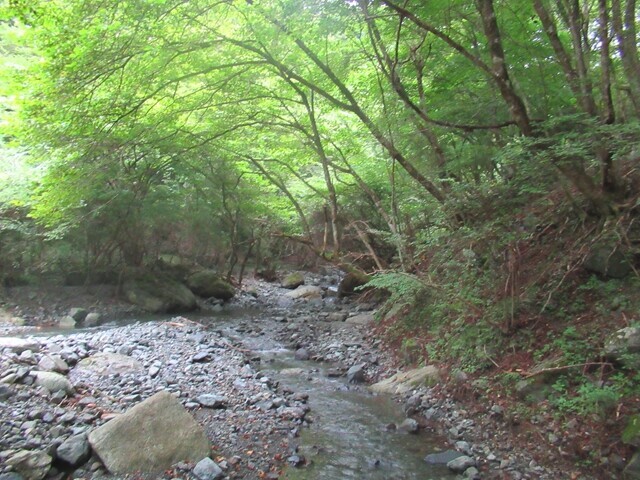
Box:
xmin=611 ymin=0 xmax=640 ymax=115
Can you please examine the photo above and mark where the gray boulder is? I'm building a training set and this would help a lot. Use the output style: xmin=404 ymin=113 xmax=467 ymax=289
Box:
xmin=0 ymin=337 xmax=40 ymax=354
xmin=294 ymin=348 xmax=311 ymax=361
xmin=195 ymin=394 xmax=227 ymax=409
xmin=193 ymin=457 xmax=224 ymax=480
xmin=424 ymin=450 xmax=465 ymax=465
xmin=68 ymin=308 xmax=89 ymax=322
xmin=33 ymin=371 xmax=74 ymax=395
xmin=6 ymin=450 xmax=52 ymax=480
xmin=447 ymin=455 xmax=476 ymax=473
xmin=186 ymin=270 xmax=235 ymax=300
xmin=55 ymin=434 xmax=91 ymax=468
xmin=37 ymin=355 xmax=69 ymax=374
xmin=123 ymin=273 xmax=197 ymax=313
xmin=584 ymin=245 xmax=632 ymax=279
xmin=58 ymin=316 xmax=76 ymax=328
xmin=84 ymin=312 xmax=101 ymax=327
xmin=281 ymin=272 xmax=305 ymax=289
xmin=347 ymin=363 xmax=366 ymax=384
xmin=604 ymin=327 xmax=640 ymax=369
xmin=88 ymin=391 xmax=209 ymax=474
xmin=284 ymin=285 xmax=323 ymax=300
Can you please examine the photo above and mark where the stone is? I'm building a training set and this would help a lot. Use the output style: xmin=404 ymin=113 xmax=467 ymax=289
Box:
xmin=0 ymin=384 xmax=15 ymax=400
xmin=464 ymin=466 xmax=480 ymax=479
xmin=186 ymin=270 xmax=235 ymax=300
xmin=370 ymin=366 xmax=440 ymax=394
xmin=624 ymin=452 xmax=640 ymax=479
xmin=345 ymin=312 xmax=374 ymax=325
xmin=37 ymin=355 xmax=69 ymax=374
xmin=281 ymin=272 xmax=305 ymax=289
xmin=347 ymin=363 xmax=366 ymax=384
xmin=83 ymin=312 xmax=101 ymax=327
xmin=68 ymin=308 xmax=89 ymax=322
xmin=195 ymin=394 xmax=227 ymax=409
xmin=284 ymin=285 xmax=323 ymax=300
xmin=123 ymin=273 xmax=198 ymax=313
xmin=88 ymin=391 xmax=210 ymax=474
xmin=6 ymin=450 xmax=52 ymax=480
xmin=0 ymin=473 xmax=25 ymax=480
xmin=55 ymin=434 xmax=91 ymax=468
xmin=447 ymin=455 xmax=476 ymax=473
xmin=584 ymin=245 xmax=632 ymax=279
xmin=0 ymin=337 xmax=40 ymax=354
xmin=32 ymin=371 xmax=74 ymax=395
xmin=58 ymin=316 xmax=76 ymax=328
xmin=604 ymin=327 xmax=640 ymax=369
xmin=397 ymin=418 xmax=419 ymax=433
xmin=337 ymin=272 xmax=369 ymax=297
xmin=76 ymin=352 xmax=143 ymax=376
xmin=294 ymin=348 xmax=310 ymax=361
xmin=193 ymin=457 xmax=224 ymax=480
xmin=424 ymin=450 xmax=465 ymax=465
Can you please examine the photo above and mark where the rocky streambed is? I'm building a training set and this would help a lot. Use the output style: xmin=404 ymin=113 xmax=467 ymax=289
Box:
xmin=1 ymin=276 xmax=589 ymax=480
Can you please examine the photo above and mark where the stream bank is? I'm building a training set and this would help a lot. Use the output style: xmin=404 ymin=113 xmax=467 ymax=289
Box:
xmin=1 ymin=275 xmax=590 ymax=479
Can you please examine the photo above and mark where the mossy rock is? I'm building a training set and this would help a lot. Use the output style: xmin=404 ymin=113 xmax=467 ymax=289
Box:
xmin=281 ymin=272 xmax=305 ymax=289
xmin=186 ymin=270 xmax=235 ymax=300
xmin=338 ymin=272 xmax=370 ymax=297
xmin=584 ymin=245 xmax=632 ymax=279
xmin=123 ymin=273 xmax=198 ymax=313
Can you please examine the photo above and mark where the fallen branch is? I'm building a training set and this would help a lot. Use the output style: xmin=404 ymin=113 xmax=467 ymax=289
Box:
xmin=522 ymin=362 xmax=612 ymax=379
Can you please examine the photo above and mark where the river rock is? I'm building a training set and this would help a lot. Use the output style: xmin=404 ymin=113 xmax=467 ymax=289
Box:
xmin=282 ymin=272 xmax=305 ymax=289
xmin=33 ymin=371 xmax=74 ymax=395
xmin=345 ymin=312 xmax=374 ymax=325
xmin=193 ymin=457 xmax=224 ymax=480
xmin=284 ymin=285 xmax=323 ymax=300
xmin=186 ymin=270 xmax=235 ymax=300
xmin=88 ymin=391 xmax=210 ymax=474
xmin=58 ymin=316 xmax=76 ymax=328
xmin=75 ymin=352 xmax=143 ymax=375
xmin=68 ymin=308 xmax=89 ymax=322
xmin=84 ymin=312 xmax=101 ymax=327
xmin=55 ymin=434 xmax=91 ymax=467
xmin=397 ymin=418 xmax=419 ymax=433
xmin=0 ymin=384 xmax=15 ymax=400
xmin=447 ymin=455 xmax=476 ymax=473
xmin=424 ymin=450 xmax=465 ymax=465
xmin=37 ymin=355 xmax=69 ymax=374
xmin=0 ymin=337 xmax=40 ymax=354
xmin=294 ymin=348 xmax=311 ymax=361
xmin=337 ymin=272 xmax=369 ymax=297
xmin=196 ymin=394 xmax=227 ymax=409
xmin=6 ymin=450 xmax=52 ymax=480
xmin=370 ymin=366 xmax=440 ymax=394
xmin=123 ymin=274 xmax=197 ymax=313
xmin=347 ymin=363 xmax=366 ymax=383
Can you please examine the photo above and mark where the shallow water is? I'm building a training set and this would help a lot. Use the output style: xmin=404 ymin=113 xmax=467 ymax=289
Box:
xmin=259 ymin=352 xmax=456 ymax=480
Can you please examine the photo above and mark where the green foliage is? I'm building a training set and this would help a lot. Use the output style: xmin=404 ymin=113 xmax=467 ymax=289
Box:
xmin=362 ymin=272 xmax=428 ymax=309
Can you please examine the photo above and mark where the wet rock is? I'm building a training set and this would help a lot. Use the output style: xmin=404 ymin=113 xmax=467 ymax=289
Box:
xmin=75 ymin=352 xmax=143 ymax=376
xmin=193 ymin=457 xmax=224 ymax=480
xmin=32 ymin=371 xmax=74 ymax=395
xmin=55 ymin=434 xmax=91 ymax=468
xmin=6 ymin=450 xmax=52 ymax=480
xmin=0 ymin=473 xmax=25 ymax=480
xmin=0 ymin=338 xmax=40 ymax=354
xmin=464 ymin=466 xmax=480 ymax=479
xmin=123 ymin=274 xmax=198 ymax=313
xmin=397 ymin=418 xmax=419 ymax=433
xmin=447 ymin=455 xmax=476 ymax=473
xmin=88 ymin=391 xmax=209 ymax=474
xmin=346 ymin=363 xmax=366 ymax=384
xmin=424 ymin=450 xmax=465 ymax=465
xmin=282 ymin=272 xmax=305 ymax=289
xmin=294 ymin=348 xmax=311 ymax=361
xmin=370 ymin=366 xmax=440 ymax=394
xmin=0 ymin=384 xmax=15 ymax=400
xmin=337 ymin=272 xmax=369 ymax=297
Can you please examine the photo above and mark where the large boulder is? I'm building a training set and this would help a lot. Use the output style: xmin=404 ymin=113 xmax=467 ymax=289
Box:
xmin=186 ymin=270 xmax=235 ymax=300
xmin=0 ymin=337 xmax=40 ymax=354
xmin=123 ymin=273 xmax=197 ymax=313
xmin=338 ymin=272 xmax=370 ymax=297
xmin=604 ymin=327 xmax=640 ymax=369
xmin=584 ymin=245 xmax=632 ymax=279
xmin=281 ymin=272 xmax=305 ymax=289
xmin=370 ymin=366 xmax=440 ymax=394
xmin=33 ymin=371 xmax=74 ymax=395
xmin=88 ymin=391 xmax=210 ymax=474
xmin=284 ymin=285 xmax=323 ymax=300
xmin=6 ymin=450 xmax=52 ymax=480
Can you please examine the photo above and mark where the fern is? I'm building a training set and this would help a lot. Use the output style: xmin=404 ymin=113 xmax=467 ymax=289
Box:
xmin=359 ymin=271 xmax=427 ymax=307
